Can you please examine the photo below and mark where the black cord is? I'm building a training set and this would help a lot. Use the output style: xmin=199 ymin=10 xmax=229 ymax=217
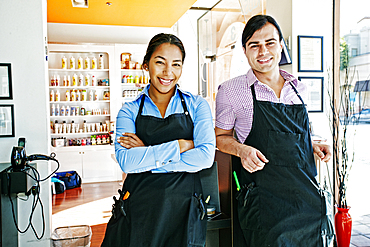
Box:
xmin=6 ymin=156 xmax=60 ymax=240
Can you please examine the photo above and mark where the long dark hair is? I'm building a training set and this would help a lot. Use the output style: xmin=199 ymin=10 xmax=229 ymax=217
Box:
xmin=241 ymin=15 xmax=283 ymax=48
xmin=142 ymin=33 xmax=186 ymax=67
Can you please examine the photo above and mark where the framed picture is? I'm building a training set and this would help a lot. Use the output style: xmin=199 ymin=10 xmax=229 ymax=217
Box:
xmin=0 ymin=104 xmax=15 ymax=137
xmin=299 ymin=77 xmax=324 ymax=113
xmin=298 ymin=36 xmax=323 ymax=72
xmin=0 ymin=63 xmax=13 ymax=99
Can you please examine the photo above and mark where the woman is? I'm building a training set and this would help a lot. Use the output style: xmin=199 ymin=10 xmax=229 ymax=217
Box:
xmin=101 ymin=33 xmax=215 ymax=247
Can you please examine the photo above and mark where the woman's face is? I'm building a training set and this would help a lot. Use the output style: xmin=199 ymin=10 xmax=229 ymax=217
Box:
xmin=146 ymin=43 xmax=183 ymax=95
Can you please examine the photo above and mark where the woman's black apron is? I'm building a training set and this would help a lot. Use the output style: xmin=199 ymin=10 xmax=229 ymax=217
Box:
xmin=102 ymin=90 xmax=207 ymax=247
xmin=232 ymin=83 xmax=334 ymax=246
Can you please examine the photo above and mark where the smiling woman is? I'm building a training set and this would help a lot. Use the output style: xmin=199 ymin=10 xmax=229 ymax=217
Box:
xmin=101 ymin=33 xmax=216 ymax=247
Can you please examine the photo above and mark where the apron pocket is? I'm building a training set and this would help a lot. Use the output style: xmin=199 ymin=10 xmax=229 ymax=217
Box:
xmin=187 ymin=193 xmax=207 ymax=246
xmin=236 ymin=183 xmax=261 ymax=231
xmin=267 ymin=130 xmax=306 ymax=168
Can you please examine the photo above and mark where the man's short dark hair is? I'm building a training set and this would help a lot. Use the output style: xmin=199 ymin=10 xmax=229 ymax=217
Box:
xmin=241 ymin=15 xmax=283 ymax=48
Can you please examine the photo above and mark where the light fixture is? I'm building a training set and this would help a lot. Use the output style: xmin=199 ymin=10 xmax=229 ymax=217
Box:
xmin=106 ymin=2 xmax=112 ymax=6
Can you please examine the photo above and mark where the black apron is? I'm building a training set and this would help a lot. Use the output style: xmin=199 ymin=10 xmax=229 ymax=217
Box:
xmin=232 ymin=83 xmax=334 ymax=246
xmin=102 ymin=90 xmax=207 ymax=247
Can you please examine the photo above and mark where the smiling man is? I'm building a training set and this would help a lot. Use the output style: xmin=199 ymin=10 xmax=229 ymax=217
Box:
xmin=215 ymin=15 xmax=334 ymax=246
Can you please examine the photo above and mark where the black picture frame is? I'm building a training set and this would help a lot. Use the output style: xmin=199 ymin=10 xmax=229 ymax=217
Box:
xmin=0 ymin=104 xmax=15 ymax=137
xmin=0 ymin=63 xmax=13 ymax=100
xmin=298 ymin=36 xmax=323 ymax=72
xmin=299 ymin=77 xmax=324 ymax=113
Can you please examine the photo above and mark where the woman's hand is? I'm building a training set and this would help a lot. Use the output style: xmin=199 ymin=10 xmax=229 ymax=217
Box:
xmin=312 ymin=142 xmax=331 ymax=162
xmin=178 ymin=139 xmax=194 ymax=153
xmin=118 ymin=133 xmax=145 ymax=149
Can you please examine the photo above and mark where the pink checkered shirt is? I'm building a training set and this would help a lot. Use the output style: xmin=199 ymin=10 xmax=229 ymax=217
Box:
xmin=215 ymin=68 xmax=308 ymax=144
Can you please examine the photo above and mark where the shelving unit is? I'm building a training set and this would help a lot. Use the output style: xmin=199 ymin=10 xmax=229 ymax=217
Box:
xmin=120 ymin=69 xmax=148 ymax=105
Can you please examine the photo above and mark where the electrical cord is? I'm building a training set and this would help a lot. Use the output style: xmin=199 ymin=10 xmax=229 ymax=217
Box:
xmin=5 ymin=155 xmax=60 ymax=240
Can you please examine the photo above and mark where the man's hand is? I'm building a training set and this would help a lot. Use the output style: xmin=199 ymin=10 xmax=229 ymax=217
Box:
xmin=312 ymin=142 xmax=331 ymax=162
xmin=117 ymin=133 xmax=145 ymax=149
xmin=238 ymin=145 xmax=269 ymax=173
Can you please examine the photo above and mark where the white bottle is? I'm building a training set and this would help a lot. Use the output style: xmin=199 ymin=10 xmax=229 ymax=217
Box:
xmin=65 ymin=90 xmax=70 ymax=101
xmin=89 ymin=90 xmax=93 ymax=101
xmin=70 ymin=56 xmax=75 ymax=69
xmin=60 ymin=105 xmax=65 ymax=116
xmin=50 ymin=90 xmax=55 ymax=101
xmin=85 ymin=57 xmax=90 ymax=70
xmin=71 ymin=90 xmax=76 ymax=101
xmin=63 ymin=75 xmax=67 ymax=87
xmin=85 ymin=74 xmax=90 ymax=86
xmin=54 ymin=120 xmax=59 ymax=134
xmin=92 ymin=57 xmax=97 ymax=69
xmin=65 ymin=105 xmax=70 ymax=116
xmin=78 ymin=74 xmax=83 ymax=86
xmin=56 ymin=104 xmax=60 ymax=116
xmin=91 ymin=75 xmax=96 ymax=86
xmin=55 ymin=90 xmax=60 ymax=101
xmin=94 ymin=90 xmax=98 ymax=101
xmin=71 ymin=120 xmax=75 ymax=133
xmin=51 ymin=104 xmax=55 ymax=116
xmin=62 ymin=121 xmax=67 ymax=133
xmin=72 ymin=74 xmax=77 ymax=86
xmin=67 ymin=75 xmax=71 ymax=87
xmin=78 ymin=56 xmax=83 ymax=69
xmin=83 ymin=120 xmax=87 ymax=133
xmin=76 ymin=90 xmax=81 ymax=101
xmin=98 ymin=54 xmax=104 ymax=69
xmin=66 ymin=122 xmax=71 ymax=133
xmin=62 ymin=56 xmax=67 ymax=69
xmin=51 ymin=75 xmax=56 ymax=86
xmin=55 ymin=75 xmax=60 ymax=87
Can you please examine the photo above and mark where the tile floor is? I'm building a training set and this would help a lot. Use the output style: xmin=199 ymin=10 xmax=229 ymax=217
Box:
xmin=351 ymin=214 xmax=370 ymax=247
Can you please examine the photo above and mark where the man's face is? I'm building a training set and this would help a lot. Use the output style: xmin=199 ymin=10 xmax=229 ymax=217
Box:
xmin=243 ymin=23 xmax=282 ymax=75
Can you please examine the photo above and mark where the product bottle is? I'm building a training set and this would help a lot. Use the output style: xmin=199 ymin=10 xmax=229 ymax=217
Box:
xmin=63 ymin=75 xmax=67 ymax=87
xmin=94 ymin=90 xmax=98 ymax=101
xmin=71 ymin=120 xmax=75 ymax=133
xmin=89 ymin=90 xmax=93 ymax=101
xmin=83 ymin=120 xmax=87 ymax=133
xmin=70 ymin=56 xmax=75 ymax=69
xmin=55 ymin=90 xmax=60 ymax=101
xmin=62 ymin=121 xmax=67 ymax=133
xmin=62 ymin=56 xmax=67 ymax=69
xmin=50 ymin=90 xmax=55 ymax=101
xmin=54 ymin=120 xmax=59 ymax=134
xmin=66 ymin=122 xmax=71 ymax=133
xmin=85 ymin=74 xmax=90 ymax=86
xmin=91 ymin=75 xmax=96 ymax=86
xmin=82 ymin=90 xmax=87 ymax=101
xmin=71 ymin=89 xmax=76 ymax=101
xmin=60 ymin=105 xmax=65 ymax=116
xmin=51 ymin=104 xmax=55 ymax=116
xmin=134 ymin=75 xmax=139 ymax=84
xmin=98 ymin=54 xmax=104 ymax=69
xmin=78 ymin=56 xmax=83 ymax=69
xmin=78 ymin=74 xmax=83 ymax=86
xmin=55 ymin=75 xmax=60 ymax=87
xmin=72 ymin=74 xmax=77 ymax=86
xmin=76 ymin=90 xmax=81 ymax=101
xmin=129 ymin=75 xmax=133 ymax=83
xmin=67 ymin=75 xmax=71 ymax=87
xmin=56 ymin=104 xmax=60 ymax=116
xmin=51 ymin=75 xmax=56 ymax=86
xmin=85 ymin=57 xmax=90 ymax=70
xmin=65 ymin=105 xmax=70 ymax=116
xmin=65 ymin=90 xmax=70 ymax=101
xmin=92 ymin=57 xmax=97 ymax=69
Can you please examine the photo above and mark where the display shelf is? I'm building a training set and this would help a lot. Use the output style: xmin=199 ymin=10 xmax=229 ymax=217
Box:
xmin=49 ymin=86 xmax=110 ymax=89
xmin=50 ymin=114 xmax=111 ymax=118
xmin=51 ymin=131 xmax=109 ymax=137
xmin=49 ymin=68 xmax=109 ymax=72
xmin=50 ymin=100 xmax=110 ymax=103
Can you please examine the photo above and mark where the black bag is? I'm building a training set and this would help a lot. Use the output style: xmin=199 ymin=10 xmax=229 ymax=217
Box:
xmin=54 ymin=181 xmax=65 ymax=194
xmin=54 ymin=171 xmax=82 ymax=189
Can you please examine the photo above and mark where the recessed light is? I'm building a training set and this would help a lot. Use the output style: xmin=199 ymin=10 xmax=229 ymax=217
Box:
xmin=106 ymin=2 xmax=112 ymax=6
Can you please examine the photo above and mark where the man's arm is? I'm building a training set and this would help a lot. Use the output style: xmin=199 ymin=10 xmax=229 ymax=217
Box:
xmin=215 ymin=127 xmax=269 ymax=173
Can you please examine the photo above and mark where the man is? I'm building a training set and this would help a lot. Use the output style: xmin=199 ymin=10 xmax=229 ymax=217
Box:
xmin=215 ymin=15 xmax=334 ymax=246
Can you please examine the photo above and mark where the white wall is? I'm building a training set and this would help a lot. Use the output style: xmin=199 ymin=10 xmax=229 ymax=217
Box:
xmin=0 ymin=0 xmax=51 ymax=246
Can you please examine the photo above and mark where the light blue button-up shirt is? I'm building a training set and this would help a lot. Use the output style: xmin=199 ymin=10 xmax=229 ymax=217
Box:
xmin=115 ymin=85 xmax=216 ymax=174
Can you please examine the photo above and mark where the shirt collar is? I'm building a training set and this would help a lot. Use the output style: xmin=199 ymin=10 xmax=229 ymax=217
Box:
xmin=246 ymin=68 xmax=298 ymax=87
xmin=137 ymin=84 xmax=191 ymax=101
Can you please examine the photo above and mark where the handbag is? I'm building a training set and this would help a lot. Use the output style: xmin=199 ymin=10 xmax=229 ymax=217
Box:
xmin=54 ymin=170 xmax=82 ymax=189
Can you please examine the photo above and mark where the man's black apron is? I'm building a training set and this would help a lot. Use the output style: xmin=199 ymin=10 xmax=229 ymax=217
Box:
xmin=102 ymin=90 xmax=207 ymax=247
xmin=232 ymin=83 xmax=334 ymax=246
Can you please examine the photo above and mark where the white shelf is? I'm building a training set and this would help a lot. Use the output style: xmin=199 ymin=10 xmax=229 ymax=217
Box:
xmin=121 ymin=69 xmax=144 ymax=72
xmin=49 ymin=68 xmax=109 ymax=72
xmin=50 ymin=114 xmax=111 ymax=118
xmin=50 ymin=100 xmax=110 ymax=103
xmin=121 ymin=83 xmax=146 ymax=88
xmin=51 ymin=131 xmax=109 ymax=136
xmin=49 ymin=86 xmax=110 ymax=89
